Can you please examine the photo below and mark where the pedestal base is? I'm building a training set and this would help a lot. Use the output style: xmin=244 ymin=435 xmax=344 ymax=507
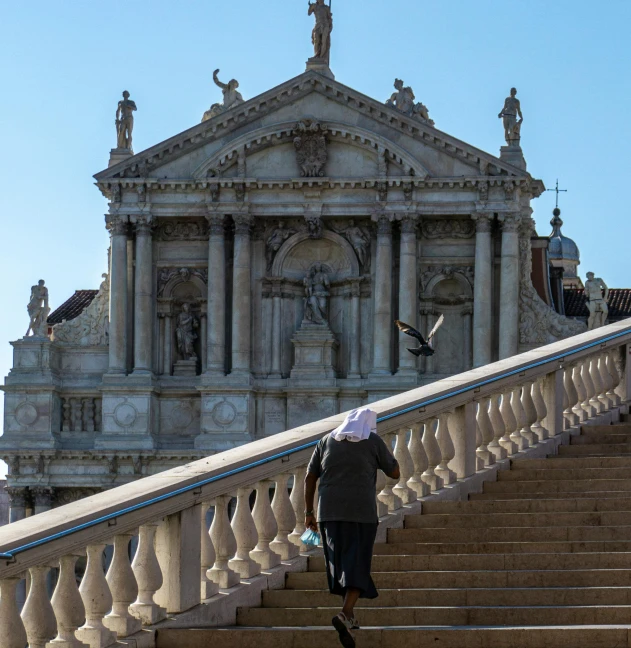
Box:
xmin=109 ymin=148 xmax=133 ymax=167
xmin=306 ymin=57 xmax=335 ymax=80
xmin=173 ymin=359 xmax=197 ymax=377
xmin=500 ymin=145 xmax=527 ymax=171
xmin=290 ymin=322 xmax=338 ymax=381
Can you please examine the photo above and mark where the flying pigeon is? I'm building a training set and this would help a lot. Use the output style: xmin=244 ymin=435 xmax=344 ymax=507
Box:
xmin=395 ymin=314 xmax=445 ymax=357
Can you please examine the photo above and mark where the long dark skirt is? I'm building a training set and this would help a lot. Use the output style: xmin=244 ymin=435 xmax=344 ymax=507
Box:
xmin=320 ymin=521 xmax=379 ymax=599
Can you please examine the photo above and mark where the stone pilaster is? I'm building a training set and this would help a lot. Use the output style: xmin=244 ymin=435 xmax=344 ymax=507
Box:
xmin=269 ymin=277 xmax=283 ymax=378
xmin=348 ymin=278 xmax=362 ymax=379
xmin=397 ymin=216 xmax=418 ymax=376
xmin=132 ymin=215 xmax=154 ymax=374
xmin=106 ymin=215 xmax=129 ymax=374
xmin=231 ymin=212 xmax=253 ymax=378
xmin=471 ymin=212 xmax=494 ymax=367
xmin=205 ymin=213 xmax=226 ymax=375
xmin=370 ymin=215 xmax=393 ymax=376
xmin=498 ymin=213 xmax=521 ymax=360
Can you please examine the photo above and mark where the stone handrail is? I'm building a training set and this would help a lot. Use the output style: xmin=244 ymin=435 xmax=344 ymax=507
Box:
xmin=0 ymin=320 xmax=629 ymax=647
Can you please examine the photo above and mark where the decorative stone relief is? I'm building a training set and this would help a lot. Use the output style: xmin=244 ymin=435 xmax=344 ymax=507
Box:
xmin=305 ymin=213 xmax=324 ymax=239
xmin=331 ymin=220 xmax=371 ymax=271
xmin=157 ymin=267 xmax=208 ymax=297
xmin=55 ymin=488 xmax=101 ymax=507
xmin=293 ymin=120 xmax=328 ymax=177
xmin=266 ymin=221 xmax=297 ymax=270
xmin=53 ymin=274 xmax=110 ymax=346
xmin=518 ymin=217 xmax=586 ymax=345
xmin=14 ymin=402 xmax=39 ymax=427
xmin=420 ymin=219 xmax=475 ymax=239
xmin=113 ymin=401 xmax=138 ymax=429
xmin=156 ymin=220 xmax=209 ymax=241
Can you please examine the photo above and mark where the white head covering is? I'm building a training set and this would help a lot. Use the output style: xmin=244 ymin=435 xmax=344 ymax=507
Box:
xmin=330 ymin=408 xmax=377 ymax=443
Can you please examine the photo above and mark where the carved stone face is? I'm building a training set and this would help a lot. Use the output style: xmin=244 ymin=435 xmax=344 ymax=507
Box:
xmin=394 ymin=79 xmax=403 ymax=91
xmin=123 ymin=90 xmax=130 ymax=99
xmin=510 ymin=87 xmax=517 ymax=97
xmin=182 ymin=303 xmax=190 ymax=312
xmin=586 ymin=272 xmax=595 ymax=280
xmin=38 ymin=279 xmax=45 ymax=287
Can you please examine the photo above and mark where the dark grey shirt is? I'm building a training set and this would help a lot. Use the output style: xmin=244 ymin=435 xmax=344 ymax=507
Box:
xmin=307 ymin=433 xmax=399 ymax=524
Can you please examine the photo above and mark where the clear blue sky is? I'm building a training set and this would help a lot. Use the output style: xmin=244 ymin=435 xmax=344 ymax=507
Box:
xmin=0 ymin=1 xmax=629 ymax=466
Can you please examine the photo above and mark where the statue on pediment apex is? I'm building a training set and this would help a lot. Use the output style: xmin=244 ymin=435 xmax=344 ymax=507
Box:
xmin=308 ymin=0 xmax=333 ymax=63
xmin=386 ymin=79 xmax=434 ymax=126
xmin=498 ymin=87 xmax=523 ymax=146
xmin=202 ymin=69 xmax=244 ymax=122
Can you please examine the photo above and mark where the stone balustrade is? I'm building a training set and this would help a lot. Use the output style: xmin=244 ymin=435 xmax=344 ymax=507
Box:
xmin=0 ymin=320 xmax=629 ymax=647
xmin=61 ymin=396 xmax=102 ymax=433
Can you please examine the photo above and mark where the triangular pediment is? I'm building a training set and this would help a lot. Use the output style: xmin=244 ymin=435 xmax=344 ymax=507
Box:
xmin=95 ymin=71 xmax=540 ymax=195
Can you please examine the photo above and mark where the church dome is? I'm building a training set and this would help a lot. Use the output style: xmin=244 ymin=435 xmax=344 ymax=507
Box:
xmin=548 ymin=208 xmax=580 ymax=263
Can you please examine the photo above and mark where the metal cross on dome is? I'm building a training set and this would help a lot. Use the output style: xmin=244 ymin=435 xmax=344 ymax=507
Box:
xmin=546 ymin=179 xmax=568 ymax=209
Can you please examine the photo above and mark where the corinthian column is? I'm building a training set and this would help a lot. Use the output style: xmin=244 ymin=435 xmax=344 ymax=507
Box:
xmin=498 ymin=213 xmax=521 ymax=359
xmin=205 ymin=213 xmax=226 ymax=375
xmin=132 ymin=215 xmax=154 ymax=374
xmin=371 ymin=215 xmax=393 ymax=376
xmin=472 ymin=212 xmax=493 ymax=367
xmin=231 ymin=212 xmax=253 ymax=376
xmin=106 ymin=215 xmax=129 ymax=374
xmin=397 ymin=216 xmax=418 ymax=376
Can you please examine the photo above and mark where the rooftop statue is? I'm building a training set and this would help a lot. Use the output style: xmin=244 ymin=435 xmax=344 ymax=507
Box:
xmin=584 ymin=272 xmax=609 ymax=330
xmin=202 ymin=69 xmax=245 ymax=122
xmin=115 ymin=91 xmax=137 ymax=151
xmin=308 ymin=0 xmax=333 ymax=63
xmin=498 ymin=87 xmax=523 ymax=146
xmin=386 ymin=79 xmax=434 ymax=126
xmin=26 ymin=280 xmax=50 ymax=338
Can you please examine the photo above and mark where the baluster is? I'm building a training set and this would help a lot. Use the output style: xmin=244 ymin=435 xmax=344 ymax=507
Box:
xmin=83 ymin=398 xmax=95 ymax=433
xmin=563 ymin=366 xmax=579 ymax=428
xmin=607 ymin=349 xmax=622 ymax=406
xmin=22 ymin=566 xmax=57 ymax=648
xmin=476 ymin=398 xmax=496 ymax=467
xmin=104 ymin=533 xmax=141 ymax=637
xmin=531 ymin=378 xmax=549 ymax=441
xmin=130 ymin=524 xmax=167 ymax=625
xmin=375 ymin=469 xmax=389 ymax=517
xmin=206 ymin=497 xmax=240 ymax=588
xmin=70 ymin=398 xmax=82 ymax=432
xmin=510 ymin=387 xmax=529 ymax=450
xmin=421 ymin=418 xmax=443 ymax=491
xmin=435 ymin=412 xmax=456 ymax=485
xmin=488 ymin=395 xmax=508 ymax=460
xmin=0 ymin=578 xmax=28 ymax=648
xmin=228 ymin=487 xmax=261 ymax=578
xmin=250 ymin=481 xmax=281 ymax=569
xmin=378 ymin=433 xmax=403 ymax=509
xmin=77 ymin=544 xmax=116 ymax=648
xmin=49 ymin=554 xmax=88 ymax=648
xmin=588 ymin=356 xmax=604 ymax=414
xmin=521 ymin=382 xmax=538 ymax=446
xmin=408 ymin=422 xmax=430 ymax=497
xmin=62 ymin=399 xmax=71 ymax=432
xmin=499 ymin=390 xmax=519 ymax=455
xmin=572 ymin=363 xmax=588 ymax=422
xmin=581 ymin=359 xmax=596 ymax=419
xmin=474 ymin=407 xmax=484 ymax=471
xmin=288 ymin=468 xmax=309 ymax=552
xmin=597 ymin=353 xmax=613 ymax=410
xmin=392 ymin=428 xmax=417 ymax=504
xmin=270 ymin=474 xmax=299 ymax=560
xmin=200 ymin=502 xmax=219 ymax=600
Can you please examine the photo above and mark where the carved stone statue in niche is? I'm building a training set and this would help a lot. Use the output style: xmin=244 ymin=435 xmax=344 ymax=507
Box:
xmin=175 ymin=303 xmax=199 ymax=360
xmin=266 ymin=221 xmax=296 ymax=270
xmin=202 ymin=69 xmax=244 ymax=122
xmin=293 ymin=120 xmax=328 ymax=177
xmin=332 ymin=219 xmax=371 ymax=270
xmin=303 ymin=263 xmax=331 ymax=325
xmin=26 ymin=279 xmax=50 ymax=337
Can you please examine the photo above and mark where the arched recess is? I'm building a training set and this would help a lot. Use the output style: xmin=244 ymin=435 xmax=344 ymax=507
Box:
xmin=192 ymin=121 xmax=430 ymax=180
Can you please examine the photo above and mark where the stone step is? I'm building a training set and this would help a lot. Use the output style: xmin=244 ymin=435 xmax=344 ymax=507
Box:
xmin=286 ymin=568 xmax=631 ymax=590
xmin=405 ymin=510 xmax=631 ymax=528
xmin=155 ymin=626 xmax=631 ymax=648
xmin=572 ymin=433 xmax=631 ymax=445
xmin=498 ymin=467 xmax=631 ymax=481
xmin=587 ymin=424 xmax=631 ymax=433
xmin=511 ymin=456 xmax=631 ymax=469
xmin=470 ymin=490 xmax=631 ymax=501
xmin=263 ymin=586 xmax=631 ymax=608
xmin=306 ymin=552 xmax=631 ymax=572
xmin=422 ymin=496 xmax=631 ymax=515
xmin=558 ymin=444 xmax=631 ymax=456
xmin=483 ymin=478 xmax=631 ymax=493
xmin=390 ymin=525 xmax=631 ymax=543
xmin=374 ymin=540 xmax=631 ymax=555
xmin=236 ymin=604 xmax=631 ymax=627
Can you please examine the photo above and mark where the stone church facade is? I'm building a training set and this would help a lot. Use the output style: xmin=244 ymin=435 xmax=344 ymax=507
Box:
xmin=0 ymin=68 xmax=585 ymax=511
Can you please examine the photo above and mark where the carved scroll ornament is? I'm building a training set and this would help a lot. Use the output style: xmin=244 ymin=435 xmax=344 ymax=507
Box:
xmin=421 ymin=219 xmax=476 ymax=239
xmin=293 ymin=119 xmax=328 ymax=177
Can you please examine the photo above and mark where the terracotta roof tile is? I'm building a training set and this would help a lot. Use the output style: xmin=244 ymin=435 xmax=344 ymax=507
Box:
xmin=564 ymin=288 xmax=631 ymax=318
xmin=47 ymin=290 xmax=98 ymax=325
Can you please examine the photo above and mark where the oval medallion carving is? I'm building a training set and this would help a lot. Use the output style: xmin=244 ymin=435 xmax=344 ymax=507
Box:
xmin=114 ymin=402 xmax=138 ymax=428
xmin=211 ymin=400 xmax=237 ymax=427
xmin=15 ymin=402 xmax=38 ymax=426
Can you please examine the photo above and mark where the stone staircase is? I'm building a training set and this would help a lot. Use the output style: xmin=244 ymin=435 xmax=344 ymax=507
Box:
xmin=157 ymin=417 xmax=631 ymax=647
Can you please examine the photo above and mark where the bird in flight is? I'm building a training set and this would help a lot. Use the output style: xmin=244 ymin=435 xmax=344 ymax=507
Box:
xmin=395 ymin=315 xmax=445 ymax=357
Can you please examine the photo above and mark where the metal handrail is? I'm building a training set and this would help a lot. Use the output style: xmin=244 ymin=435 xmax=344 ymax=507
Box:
xmin=1 ymin=327 xmax=628 ymax=561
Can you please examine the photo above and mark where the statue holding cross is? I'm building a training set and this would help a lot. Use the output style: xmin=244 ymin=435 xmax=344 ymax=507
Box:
xmin=308 ymin=0 xmax=333 ymax=64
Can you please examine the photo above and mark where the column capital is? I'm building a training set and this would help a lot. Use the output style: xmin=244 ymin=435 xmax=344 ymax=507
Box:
xmin=268 ymin=276 xmax=285 ymax=297
xmin=105 ymin=214 xmax=129 ymax=235
xmin=346 ymin=276 xmax=363 ymax=297
xmin=471 ymin=212 xmax=493 ymax=233
xmin=233 ymin=213 xmax=254 ymax=235
xmin=498 ymin=212 xmax=521 ymax=232
xmin=5 ymin=486 xmax=29 ymax=508
xmin=371 ymin=213 xmax=393 ymax=235
xmin=400 ymin=215 xmax=419 ymax=234
xmin=205 ymin=213 xmax=226 ymax=236
xmin=31 ymin=486 xmax=54 ymax=508
xmin=130 ymin=214 xmax=155 ymax=235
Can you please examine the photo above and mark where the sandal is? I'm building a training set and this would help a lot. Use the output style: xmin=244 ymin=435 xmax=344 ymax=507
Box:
xmin=332 ymin=612 xmax=356 ymax=648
